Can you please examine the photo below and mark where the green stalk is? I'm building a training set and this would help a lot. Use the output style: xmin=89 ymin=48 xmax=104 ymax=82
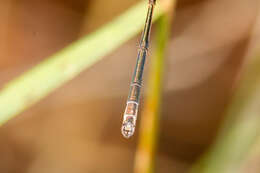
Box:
xmin=190 ymin=55 xmax=260 ymax=173
xmin=0 ymin=0 xmax=172 ymax=125
xmin=134 ymin=1 xmax=176 ymax=172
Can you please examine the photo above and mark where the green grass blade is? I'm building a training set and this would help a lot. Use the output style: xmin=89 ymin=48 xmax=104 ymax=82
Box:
xmin=0 ymin=0 xmax=171 ymax=125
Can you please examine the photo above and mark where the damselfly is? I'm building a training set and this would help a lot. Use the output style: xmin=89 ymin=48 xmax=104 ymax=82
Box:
xmin=121 ymin=0 xmax=156 ymax=138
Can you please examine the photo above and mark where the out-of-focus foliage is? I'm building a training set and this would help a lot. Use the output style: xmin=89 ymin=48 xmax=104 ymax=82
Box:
xmin=0 ymin=0 xmax=172 ymax=126
xmin=191 ymin=55 xmax=260 ymax=173
xmin=0 ymin=0 xmax=259 ymax=173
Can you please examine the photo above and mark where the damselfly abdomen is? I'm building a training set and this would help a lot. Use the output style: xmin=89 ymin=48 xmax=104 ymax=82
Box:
xmin=121 ymin=0 xmax=156 ymax=138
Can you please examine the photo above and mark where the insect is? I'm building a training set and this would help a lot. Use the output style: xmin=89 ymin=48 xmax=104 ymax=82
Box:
xmin=121 ymin=0 xmax=156 ymax=138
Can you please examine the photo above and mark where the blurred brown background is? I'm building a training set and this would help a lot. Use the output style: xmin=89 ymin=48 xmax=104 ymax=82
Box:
xmin=0 ymin=0 xmax=259 ymax=172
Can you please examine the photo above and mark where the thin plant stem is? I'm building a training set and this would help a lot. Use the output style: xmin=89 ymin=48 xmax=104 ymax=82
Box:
xmin=134 ymin=1 xmax=176 ymax=172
